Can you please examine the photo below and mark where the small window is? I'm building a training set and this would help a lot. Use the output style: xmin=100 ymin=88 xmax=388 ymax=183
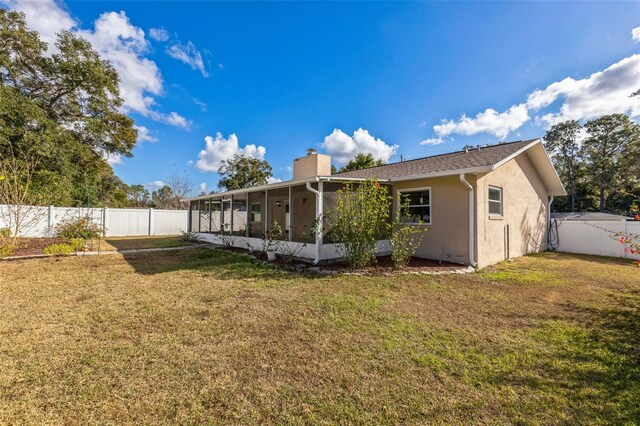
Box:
xmin=488 ymin=186 xmax=503 ymax=216
xmin=251 ymin=203 xmax=261 ymax=222
xmin=398 ymin=188 xmax=431 ymax=225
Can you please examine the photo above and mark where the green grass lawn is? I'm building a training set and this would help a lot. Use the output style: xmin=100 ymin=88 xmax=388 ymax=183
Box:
xmin=0 ymin=250 xmax=638 ymax=424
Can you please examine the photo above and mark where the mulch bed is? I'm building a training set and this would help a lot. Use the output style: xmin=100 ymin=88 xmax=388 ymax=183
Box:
xmin=5 ymin=238 xmax=69 ymax=257
xmin=217 ymin=246 xmax=466 ymax=274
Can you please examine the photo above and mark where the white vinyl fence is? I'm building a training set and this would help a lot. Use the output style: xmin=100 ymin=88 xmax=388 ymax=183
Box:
xmin=553 ymin=219 xmax=640 ymax=259
xmin=0 ymin=204 xmax=188 ymax=238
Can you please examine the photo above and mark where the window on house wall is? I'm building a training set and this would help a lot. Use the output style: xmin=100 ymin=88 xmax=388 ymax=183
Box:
xmin=251 ymin=203 xmax=261 ymax=223
xmin=397 ymin=188 xmax=431 ymax=225
xmin=488 ymin=186 xmax=503 ymax=216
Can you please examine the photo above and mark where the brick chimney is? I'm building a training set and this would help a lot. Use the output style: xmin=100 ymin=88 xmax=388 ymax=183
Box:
xmin=293 ymin=149 xmax=331 ymax=179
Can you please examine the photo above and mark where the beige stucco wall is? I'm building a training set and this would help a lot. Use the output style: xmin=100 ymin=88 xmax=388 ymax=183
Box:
xmin=293 ymin=153 xmax=332 ymax=179
xmin=392 ymin=175 xmax=474 ymax=265
xmin=476 ymin=154 xmax=550 ymax=268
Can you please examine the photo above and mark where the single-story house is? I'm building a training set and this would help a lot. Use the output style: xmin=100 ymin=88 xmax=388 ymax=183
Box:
xmin=186 ymin=138 xmax=566 ymax=268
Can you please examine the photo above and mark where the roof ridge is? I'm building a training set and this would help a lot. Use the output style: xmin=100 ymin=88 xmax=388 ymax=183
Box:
xmin=333 ymin=138 xmax=538 ymax=175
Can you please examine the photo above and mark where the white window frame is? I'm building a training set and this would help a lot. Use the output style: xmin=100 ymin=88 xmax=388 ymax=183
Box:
xmin=250 ymin=203 xmax=261 ymax=223
xmin=488 ymin=185 xmax=503 ymax=217
xmin=396 ymin=186 xmax=432 ymax=225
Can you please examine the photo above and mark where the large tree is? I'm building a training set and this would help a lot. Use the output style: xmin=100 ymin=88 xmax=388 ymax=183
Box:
xmin=0 ymin=10 xmax=137 ymax=206
xmin=339 ymin=153 xmax=385 ymax=173
xmin=151 ymin=173 xmax=193 ymax=210
xmin=218 ymin=155 xmax=272 ymax=191
xmin=544 ymin=120 xmax=583 ymax=212
xmin=582 ymin=114 xmax=640 ymax=212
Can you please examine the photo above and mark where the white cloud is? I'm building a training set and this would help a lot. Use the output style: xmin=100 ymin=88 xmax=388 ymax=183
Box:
xmin=147 ymin=180 xmax=166 ymax=188
xmin=196 ymin=133 xmax=267 ymax=172
xmin=433 ymin=104 xmax=529 ymax=139
xmin=149 ymin=27 xmax=169 ymax=42
xmin=76 ymin=11 xmax=164 ymax=118
xmin=3 ymin=1 xmax=190 ymax=128
xmin=527 ymin=54 xmax=640 ymax=125
xmin=419 ymin=121 xmax=427 ymax=127
xmin=424 ymin=27 xmax=640 ymax=140
xmin=267 ymin=177 xmax=282 ymax=184
xmin=198 ymin=182 xmax=207 ymax=193
xmin=321 ymin=128 xmax=398 ymax=164
xmin=166 ymin=41 xmax=208 ymax=77
xmin=1 ymin=0 xmax=75 ymax=48
xmin=420 ymin=137 xmax=446 ymax=146
xmin=134 ymin=125 xmax=158 ymax=143
xmin=193 ymin=98 xmax=207 ymax=111
xmin=104 ymin=152 xmax=123 ymax=166
xmin=164 ymin=112 xmax=190 ymax=129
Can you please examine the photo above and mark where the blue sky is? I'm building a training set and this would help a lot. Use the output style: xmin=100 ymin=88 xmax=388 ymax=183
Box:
xmin=3 ymin=1 xmax=640 ymax=194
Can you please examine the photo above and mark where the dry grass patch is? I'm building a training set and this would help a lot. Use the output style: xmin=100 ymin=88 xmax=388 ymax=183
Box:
xmin=95 ymin=235 xmax=193 ymax=251
xmin=0 ymin=250 xmax=638 ymax=424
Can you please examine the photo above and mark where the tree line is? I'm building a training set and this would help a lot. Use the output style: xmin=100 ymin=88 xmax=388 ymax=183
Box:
xmin=544 ymin=113 xmax=640 ymax=215
xmin=0 ymin=11 xmax=203 ymax=210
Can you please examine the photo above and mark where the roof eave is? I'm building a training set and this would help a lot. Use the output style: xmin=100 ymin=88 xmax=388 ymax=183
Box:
xmin=181 ymin=175 xmax=391 ymax=202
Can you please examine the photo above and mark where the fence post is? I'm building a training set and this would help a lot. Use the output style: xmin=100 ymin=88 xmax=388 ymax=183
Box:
xmin=103 ymin=208 xmax=108 ymax=237
xmin=149 ymin=208 xmax=154 ymax=236
xmin=48 ymin=205 xmax=54 ymax=236
xmin=623 ymin=219 xmax=628 ymax=258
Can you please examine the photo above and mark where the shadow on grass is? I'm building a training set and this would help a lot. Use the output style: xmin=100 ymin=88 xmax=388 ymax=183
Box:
xmin=494 ymin=288 xmax=640 ymax=423
xmin=118 ymin=246 xmax=318 ymax=280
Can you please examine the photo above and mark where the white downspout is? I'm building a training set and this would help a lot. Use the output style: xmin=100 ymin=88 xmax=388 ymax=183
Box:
xmin=459 ymin=174 xmax=478 ymax=268
xmin=547 ymin=196 xmax=554 ymax=250
xmin=306 ymin=179 xmax=323 ymax=264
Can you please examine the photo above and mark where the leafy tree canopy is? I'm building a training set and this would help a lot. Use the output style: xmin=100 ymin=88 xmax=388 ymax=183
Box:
xmin=218 ymin=155 xmax=273 ymax=191
xmin=545 ymin=113 xmax=640 ymax=214
xmin=338 ymin=153 xmax=385 ymax=173
xmin=0 ymin=10 xmax=137 ymax=207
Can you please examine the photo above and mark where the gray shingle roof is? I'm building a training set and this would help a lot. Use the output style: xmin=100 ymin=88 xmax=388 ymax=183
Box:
xmin=333 ymin=139 xmax=538 ymax=179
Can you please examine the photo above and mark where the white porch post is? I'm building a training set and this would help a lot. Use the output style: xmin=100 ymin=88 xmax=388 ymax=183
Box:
xmin=288 ymin=186 xmax=292 ymax=242
xmin=230 ymin=195 xmax=234 ymax=234
xmin=246 ymin=192 xmax=250 ymax=237
xmin=264 ymin=190 xmax=269 ymax=234
xmin=305 ymin=180 xmax=323 ymax=264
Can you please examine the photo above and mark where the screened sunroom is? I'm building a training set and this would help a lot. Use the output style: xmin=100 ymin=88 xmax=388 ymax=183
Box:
xmin=187 ymin=177 xmax=392 ymax=264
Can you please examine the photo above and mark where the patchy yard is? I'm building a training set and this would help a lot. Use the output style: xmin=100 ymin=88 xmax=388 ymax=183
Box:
xmin=96 ymin=235 xmax=193 ymax=251
xmin=0 ymin=250 xmax=638 ymax=424
xmin=2 ymin=235 xmax=191 ymax=257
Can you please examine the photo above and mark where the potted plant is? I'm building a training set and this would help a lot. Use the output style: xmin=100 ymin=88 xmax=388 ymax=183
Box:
xmin=265 ymin=220 xmax=283 ymax=261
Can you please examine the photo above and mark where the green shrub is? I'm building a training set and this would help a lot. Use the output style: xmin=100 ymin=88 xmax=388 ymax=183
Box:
xmin=55 ymin=216 xmax=102 ymax=240
xmin=43 ymin=243 xmax=75 ymax=256
xmin=326 ymin=180 xmax=391 ymax=269
xmin=0 ymin=243 xmax=15 ymax=257
xmin=69 ymin=238 xmax=86 ymax=252
xmin=389 ymin=197 xmax=428 ymax=269
xmin=0 ymin=227 xmax=10 ymax=238
xmin=390 ymin=225 xmax=427 ymax=269
xmin=180 ymin=229 xmax=200 ymax=242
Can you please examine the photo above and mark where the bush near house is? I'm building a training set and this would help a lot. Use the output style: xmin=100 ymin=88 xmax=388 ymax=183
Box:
xmin=55 ymin=216 xmax=103 ymax=241
xmin=327 ymin=180 xmax=392 ymax=268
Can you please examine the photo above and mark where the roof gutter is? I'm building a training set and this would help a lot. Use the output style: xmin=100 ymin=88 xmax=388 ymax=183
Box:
xmin=305 ymin=178 xmax=323 ymax=265
xmin=547 ymin=196 xmax=554 ymax=250
xmin=459 ymin=173 xmax=477 ymax=268
xmin=182 ymin=175 xmax=388 ymax=202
